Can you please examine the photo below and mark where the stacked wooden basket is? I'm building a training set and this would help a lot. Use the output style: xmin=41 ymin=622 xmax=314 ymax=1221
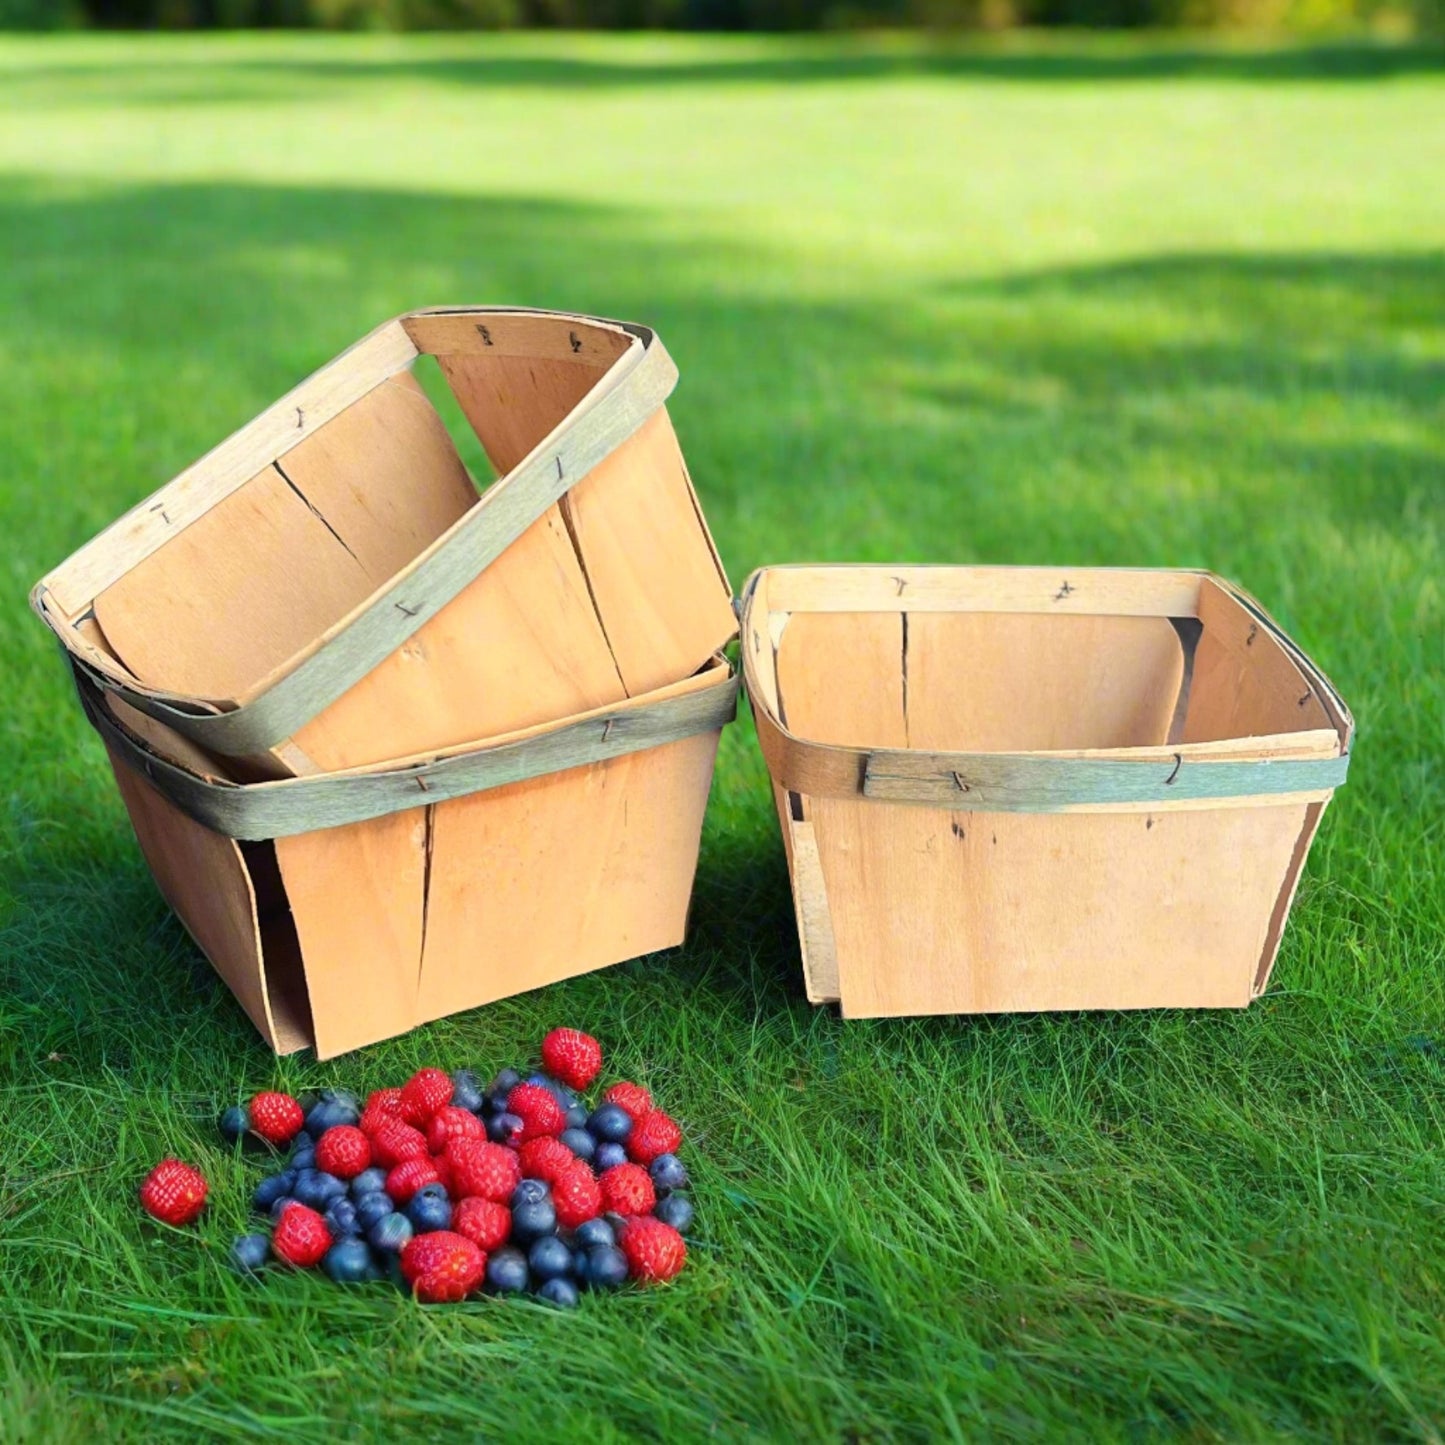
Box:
xmin=33 ymin=308 xmax=1354 ymax=1058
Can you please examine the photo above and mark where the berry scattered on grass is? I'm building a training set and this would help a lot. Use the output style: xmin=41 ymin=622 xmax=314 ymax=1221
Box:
xmin=139 ymin=1159 xmax=208 ymax=1227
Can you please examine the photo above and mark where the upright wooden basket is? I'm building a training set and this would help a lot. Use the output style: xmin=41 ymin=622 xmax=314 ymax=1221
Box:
xmin=742 ymin=566 xmax=1352 ymax=1017
xmin=34 ymin=309 xmax=739 ymax=1058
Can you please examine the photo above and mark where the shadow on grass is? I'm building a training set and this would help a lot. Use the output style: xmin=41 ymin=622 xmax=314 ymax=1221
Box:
xmin=4 ymin=38 xmax=1445 ymax=110
xmin=0 ymin=174 xmax=1440 ymax=1068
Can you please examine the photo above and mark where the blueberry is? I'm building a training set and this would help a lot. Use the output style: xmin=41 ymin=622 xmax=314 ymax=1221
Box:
xmin=648 ymin=1153 xmax=689 ymax=1195
xmin=349 ymin=1167 xmax=388 ymax=1199
xmin=368 ymin=1212 xmax=414 ymax=1253
xmin=324 ymin=1197 xmax=361 ymax=1237
xmin=537 ymin=1277 xmax=579 ymax=1309
xmin=595 ymin=1142 xmax=628 ymax=1172
xmin=653 ymin=1194 xmax=694 ymax=1235
xmin=511 ymin=1198 xmax=557 ymax=1244
xmin=294 ymin=1169 xmax=348 ymax=1209
xmin=253 ymin=1169 xmax=297 ymax=1213
xmin=564 ymin=1104 xmax=590 ymax=1131
xmin=489 ymin=1067 xmax=522 ymax=1098
xmin=512 ymin=1179 xmax=550 ymax=1209
xmin=406 ymin=1186 xmax=453 ymax=1234
xmin=219 ymin=1104 xmax=251 ymax=1147
xmin=485 ymin=1246 xmax=530 ymax=1294
xmin=229 ymin=1233 xmax=269 ymax=1275
xmin=526 ymin=1072 xmax=576 ymax=1109
xmin=305 ymin=1089 xmax=360 ymax=1135
xmin=580 ymin=1244 xmax=629 ymax=1291
xmin=322 ymin=1238 xmax=379 ymax=1285
xmin=290 ymin=1129 xmax=315 ymax=1152
xmin=587 ymin=1104 xmax=632 ymax=1144
xmin=353 ymin=1191 xmax=394 ymax=1232
xmin=559 ymin=1128 xmax=596 ymax=1164
xmin=268 ymin=1196 xmax=299 ymax=1221
xmin=289 ymin=1147 xmax=317 ymax=1173
xmin=528 ymin=1235 xmax=574 ymax=1282
xmin=571 ymin=1217 xmax=616 ymax=1250
xmin=451 ymin=1069 xmax=485 ymax=1114
xmin=487 ymin=1111 xmax=524 ymax=1146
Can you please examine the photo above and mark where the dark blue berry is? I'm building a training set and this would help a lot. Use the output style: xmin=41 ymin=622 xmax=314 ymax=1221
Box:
xmin=653 ymin=1194 xmax=694 ymax=1235
xmin=305 ymin=1089 xmax=360 ymax=1135
xmin=324 ymin=1197 xmax=361 ymax=1237
xmin=367 ymin=1212 xmax=414 ymax=1253
xmin=487 ymin=1111 xmax=524 ymax=1146
xmin=571 ymin=1217 xmax=616 ymax=1250
xmin=564 ymin=1104 xmax=590 ymax=1131
xmin=527 ymin=1235 xmax=574 ymax=1282
xmin=485 ymin=1246 xmax=529 ymax=1294
xmin=349 ymin=1167 xmax=387 ymax=1198
xmin=289 ymin=1147 xmax=317 ymax=1172
xmin=406 ymin=1186 xmax=452 ymax=1234
xmin=451 ymin=1069 xmax=485 ymax=1114
xmin=353 ymin=1191 xmax=394 ymax=1232
xmin=512 ymin=1179 xmax=549 ymax=1209
xmin=580 ymin=1244 xmax=629 ymax=1291
xmin=511 ymin=1198 xmax=557 ymax=1244
xmin=229 ymin=1233 xmax=269 ymax=1275
xmin=294 ymin=1168 xmax=348 ymax=1209
xmin=268 ymin=1195 xmax=300 ymax=1221
xmin=253 ymin=1170 xmax=297 ymax=1213
xmin=219 ymin=1105 xmax=251 ymax=1146
xmin=594 ymin=1142 xmax=628 ymax=1172
xmin=322 ymin=1238 xmax=378 ymax=1285
xmin=537 ymin=1277 xmax=579 ymax=1309
xmin=648 ymin=1153 xmax=689 ymax=1194
xmin=559 ymin=1128 xmax=595 ymax=1164
xmin=489 ymin=1067 xmax=522 ymax=1098
xmin=587 ymin=1104 xmax=632 ymax=1144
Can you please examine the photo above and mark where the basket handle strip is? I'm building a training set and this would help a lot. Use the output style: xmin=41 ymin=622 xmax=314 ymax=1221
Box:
xmin=76 ymin=660 xmax=739 ymax=842
xmin=66 ymin=319 xmax=678 ymax=760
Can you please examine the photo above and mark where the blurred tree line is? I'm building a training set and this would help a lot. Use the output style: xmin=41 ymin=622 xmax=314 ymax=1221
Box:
xmin=2 ymin=0 xmax=1438 ymax=39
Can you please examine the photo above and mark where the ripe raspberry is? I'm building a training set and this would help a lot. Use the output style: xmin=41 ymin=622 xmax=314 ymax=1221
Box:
xmin=249 ymin=1091 xmax=305 ymax=1146
xmin=599 ymin=1162 xmax=655 ymax=1216
xmin=400 ymin=1230 xmax=485 ymax=1304
xmin=427 ymin=1106 xmax=484 ymax=1154
xmin=315 ymin=1125 xmax=371 ymax=1179
xmin=506 ymin=1083 xmax=566 ymax=1142
xmin=540 ymin=1029 xmax=603 ymax=1091
xmin=603 ymin=1081 xmax=653 ymax=1123
xmin=138 ymin=1159 xmax=208 ymax=1226
xmin=399 ymin=1068 xmax=453 ymax=1128
xmin=370 ymin=1119 xmax=430 ymax=1169
xmin=621 ymin=1217 xmax=687 ymax=1283
xmin=386 ymin=1157 xmax=442 ymax=1204
xmin=452 ymin=1196 xmax=510 ymax=1252
xmin=627 ymin=1110 xmax=683 ymax=1166
xmin=359 ymin=1088 xmax=404 ymax=1135
xmin=431 ymin=1150 xmax=454 ymax=1196
xmin=446 ymin=1139 xmax=520 ymax=1203
xmin=552 ymin=1162 xmax=603 ymax=1229
xmin=272 ymin=1203 xmax=332 ymax=1267
xmin=518 ymin=1137 xmax=576 ymax=1185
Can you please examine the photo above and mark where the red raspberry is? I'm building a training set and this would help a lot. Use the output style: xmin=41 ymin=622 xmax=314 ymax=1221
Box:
xmin=552 ymin=1162 xmax=603 ymax=1229
xmin=452 ymin=1196 xmax=511 ymax=1252
xmin=359 ymin=1088 xmax=404 ymax=1135
xmin=370 ymin=1119 xmax=429 ymax=1169
xmin=627 ymin=1110 xmax=683 ymax=1166
xmin=518 ymin=1137 xmax=576 ymax=1185
xmin=386 ymin=1157 xmax=442 ymax=1203
xmin=620 ymin=1217 xmax=687 ymax=1283
xmin=272 ymin=1203 xmax=332 ymax=1267
xmin=603 ymin=1081 xmax=653 ymax=1123
xmin=599 ymin=1162 xmax=655 ymax=1216
xmin=399 ymin=1068 xmax=453 ymax=1128
xmin=431 ymin=1150 xmax=454 ymax=1196
xmin=315 ymin=1125 xmax=371 ymax=1179
xmin=506 ymin=1083 xmax=566 ymax=1142
xmin=447 ymin=1139 xmax=521 ymax=1203
xmin=248 ymin=1091 xmax=304 ymax=1145
xmin=540 ymin=1029 xmax=603 ymax=1091
xmin=427 ymin=1106 xmax=484 ymax=1154
xmin=137 ymin=1159 xmax=208 ymax=1226
xmin=400 ymin=1230 xmax=485 ymax=1304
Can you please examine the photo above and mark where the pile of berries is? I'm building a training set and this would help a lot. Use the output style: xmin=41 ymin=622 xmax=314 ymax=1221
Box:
xmin=138 ymin=1030 xmax=692 ymax=1307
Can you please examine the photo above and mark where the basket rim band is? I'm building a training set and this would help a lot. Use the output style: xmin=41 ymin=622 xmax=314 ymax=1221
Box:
xmin=75 ymin=658 xmax=739 ymax=841
xmin=57 ymin=312 xmax=679 ymax=760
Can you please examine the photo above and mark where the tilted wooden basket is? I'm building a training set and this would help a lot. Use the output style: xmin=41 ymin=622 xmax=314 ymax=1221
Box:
xmin=742 ymin=565 xmax=1352 ymax=1017
xmin=33 ymin=309 xmax=739 ymax=1059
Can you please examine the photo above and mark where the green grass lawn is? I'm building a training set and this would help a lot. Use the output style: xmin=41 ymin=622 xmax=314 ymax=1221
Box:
xmin=2 ymin=28 xmax=1443 ymax=1441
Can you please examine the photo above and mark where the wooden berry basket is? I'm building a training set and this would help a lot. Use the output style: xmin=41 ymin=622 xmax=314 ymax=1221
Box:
xmin=33 ymin=308 xmax=739 ymax=1059
xmin=741 ymin=565 xmax=1352 ymax=1017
